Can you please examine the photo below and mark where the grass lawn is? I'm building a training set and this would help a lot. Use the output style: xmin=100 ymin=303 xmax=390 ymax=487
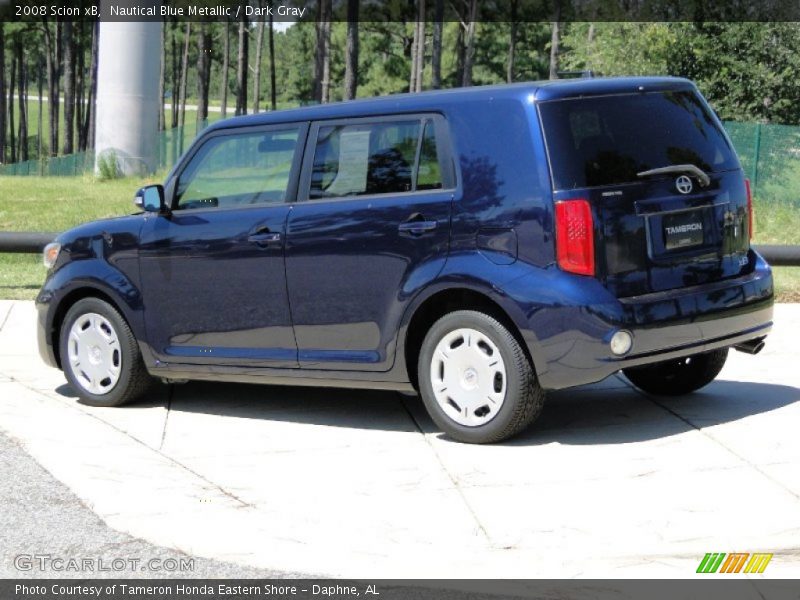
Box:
xmin=0 ymin=175 xmax=798 ymax=301
xmin=0 ymin=174 xmax=160 ymax=299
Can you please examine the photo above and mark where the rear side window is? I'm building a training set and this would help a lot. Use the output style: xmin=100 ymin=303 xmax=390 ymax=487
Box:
xmin=308 ymin=117 xmax=448 ymax=199
xmin=539 ymin=91 xmax=739 ymax=190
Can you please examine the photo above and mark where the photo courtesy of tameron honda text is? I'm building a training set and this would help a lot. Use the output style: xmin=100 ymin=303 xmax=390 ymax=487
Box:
xmin=38 ymin=69 xmax=773 ymax=443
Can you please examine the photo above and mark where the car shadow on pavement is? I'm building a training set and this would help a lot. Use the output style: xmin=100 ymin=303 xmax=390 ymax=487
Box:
xmin=55 ymin=384 xmax=79 ymax=398
xmin=503 ymin=379 xmax=800 ymax=446
xmin=66 ymin=376 xmax=798 ymax=446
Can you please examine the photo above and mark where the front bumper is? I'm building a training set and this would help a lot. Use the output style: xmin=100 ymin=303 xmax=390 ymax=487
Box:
xmin=36 ymin=292 xmax=59 ymax=369
xmin=535 ymin=250 xmax=774 ymax=390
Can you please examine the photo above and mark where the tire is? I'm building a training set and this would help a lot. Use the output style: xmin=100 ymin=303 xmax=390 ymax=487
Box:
xmin=59 ymin=297 xmax=155 ymax=407
xmin=623 ymin=348 xmax=728 ymax=396
xmin=417 ymin=310 xmax=544 ymax=444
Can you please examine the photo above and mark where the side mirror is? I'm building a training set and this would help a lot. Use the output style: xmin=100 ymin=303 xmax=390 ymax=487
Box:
xmin=134 ymin=185 xmax=167 ymax=213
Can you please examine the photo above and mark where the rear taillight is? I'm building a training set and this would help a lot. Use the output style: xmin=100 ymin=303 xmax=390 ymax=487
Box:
xmin=555 ymin=199 xmax=595 ymax=276
xmin=745 ymin=178 xmax=753 ymax=240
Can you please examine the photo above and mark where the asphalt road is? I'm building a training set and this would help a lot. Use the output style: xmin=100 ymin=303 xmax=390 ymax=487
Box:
xmin=0 ymin=429 xmax=302 ymax=579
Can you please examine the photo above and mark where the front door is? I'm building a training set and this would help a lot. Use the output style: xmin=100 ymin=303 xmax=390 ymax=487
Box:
xmin=286 ymin=115 xmax=455 ymax=371
xmin=139 ymin=124 xmax=306 ymax=367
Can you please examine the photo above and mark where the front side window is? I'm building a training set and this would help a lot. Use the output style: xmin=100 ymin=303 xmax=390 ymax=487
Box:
xmin=309 ymin=118 xmax=446 ymax=199
xmin=176 ymin=127 xmax=300 ymax=210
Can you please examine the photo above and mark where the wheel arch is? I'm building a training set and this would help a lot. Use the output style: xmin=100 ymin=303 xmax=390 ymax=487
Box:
xmin=50 ymin=285 xmax=135 ymax=370
xmin=400 ymin=283 xmax=541 ymax=390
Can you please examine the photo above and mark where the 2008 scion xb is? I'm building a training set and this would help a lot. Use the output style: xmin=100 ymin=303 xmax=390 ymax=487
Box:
xmin=37 ymin=77 xmax=774 ymax=444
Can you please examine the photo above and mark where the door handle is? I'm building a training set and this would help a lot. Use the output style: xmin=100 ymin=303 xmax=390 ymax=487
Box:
xmin=248 ymin=228 xmax=282 ymax=245
xmin=398 ymin=219 xmax=438 ymax=237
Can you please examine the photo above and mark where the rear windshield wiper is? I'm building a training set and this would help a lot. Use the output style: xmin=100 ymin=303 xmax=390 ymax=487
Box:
xmin=636 ymin=164 xmax=711 ymax=188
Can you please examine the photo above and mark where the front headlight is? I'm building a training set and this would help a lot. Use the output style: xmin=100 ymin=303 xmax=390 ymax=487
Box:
xmin=43 ymin=242 xmax=61 ymax=269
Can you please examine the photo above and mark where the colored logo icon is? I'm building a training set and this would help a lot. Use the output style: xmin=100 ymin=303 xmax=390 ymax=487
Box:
xmin=697 ymin=552 xmax=773 ymax=574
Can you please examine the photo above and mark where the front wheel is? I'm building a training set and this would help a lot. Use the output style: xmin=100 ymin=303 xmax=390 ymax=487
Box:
xmin=60 ymin=297 xmax=155 ymax=407
xmin=417 ymin=310 xmax=544 ymax=444
xmin=622 ymin=348 xmax=728 ymax=396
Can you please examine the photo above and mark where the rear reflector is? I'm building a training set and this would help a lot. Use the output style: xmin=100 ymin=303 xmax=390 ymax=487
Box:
xmin=555 ymin=199 xmax=595 ymax=276
xmin=745 ymin=178 xmax=754 ymax=240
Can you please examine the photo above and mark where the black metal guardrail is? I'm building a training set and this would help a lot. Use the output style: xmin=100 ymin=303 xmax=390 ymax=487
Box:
xmin=753 ymin=244 xmax=800 ymax=267
xmin=0 ymin=232 xmax=59 ymax=253
xmin=0 ymin=231 xmax=799 ymax=266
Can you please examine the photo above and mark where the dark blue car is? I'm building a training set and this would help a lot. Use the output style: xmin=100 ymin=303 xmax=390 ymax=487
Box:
xmin=37 ymin=77 xmax=774 ymax=443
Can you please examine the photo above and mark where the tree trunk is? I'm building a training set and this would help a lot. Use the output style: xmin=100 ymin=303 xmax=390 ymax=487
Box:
xmin=455 ymin=23 xmax=464 ymax=87
xmin=196 ymin=23 xmax=211 ymax=126
xmin=158 ymin=22 xmax=166 ymax=131
xmin=507 ymin=0 xmax=518 ymax=83
xmin=235 ymin=16 xmax=248 ymax=115
xmin=17 ymin=38 xmax=28 ymax=161
xmin=409 ymin=1 xmax=425 ymax=93
xmin=8 ymin=52 xmax=15 ymax=163
xmin=86 ymin=21 xmax=98 ymax=149
xmin=53 ymin=22 xmax=62 ymax=156
xmin=0 ymin=24 xmax=6 ymax=163
xmin=220 ymin=20 xmax=230 ymax=117
xmin=313 ymin=0 xmax=331 ymax=103
xmin=409 ymin=11 xmax=418 ymax=93
xmin=253 ymin=16 xmax=265 ymax=113
xmin=549 ymin=1 xmax=562 ymax=80
xmin=414 ymin=8 xmax=425 ymax=92
xmin=62 ymin=21 xmax=74 ymax=155
xmin=461 ymin=0 xmax=478 ymax=87
xmin=321 ymin=16 xmax=331 ymax=102
xmin=76 ymin=22 xmax=85 ymax=151
xmin=313 ymin=1 xmax=323 ymax=102
xmin=268 ymin=13 xmax=276 ymax=110
xmin=431 ymin=0 xmax=443 ymax=89
xmin=42 ymin=22 xmax=59 ymax=156
xmin=178 ymin=22 xmax=191 ymax=128
xmin=343 ymin=0 xmax=358 ymax=100
xmin=171 ymin=21 xmax=179 ymax=128
xmin=38 ymin=58 xmax=43 ymax=159
xmin=549 ymin=22 xmax=560 ymax=79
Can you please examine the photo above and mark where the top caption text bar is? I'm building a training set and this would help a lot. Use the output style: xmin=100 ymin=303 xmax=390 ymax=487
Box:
xmin=3 ymin=0 xmax=800 ymax=23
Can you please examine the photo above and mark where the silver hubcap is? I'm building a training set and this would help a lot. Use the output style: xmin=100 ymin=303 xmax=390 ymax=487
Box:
xmin=67 ymin=313 xmax=122 ymax=395
xmin=430 ymin=327 xmax=507 ymax=427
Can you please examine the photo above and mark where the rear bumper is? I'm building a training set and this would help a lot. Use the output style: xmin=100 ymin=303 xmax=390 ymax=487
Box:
xmin=535 ymin=250 xmax=774 ymax=390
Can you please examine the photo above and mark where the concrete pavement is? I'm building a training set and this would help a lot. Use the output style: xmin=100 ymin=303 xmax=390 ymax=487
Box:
xmin=0 ymin=299 xmax=798 ymax=578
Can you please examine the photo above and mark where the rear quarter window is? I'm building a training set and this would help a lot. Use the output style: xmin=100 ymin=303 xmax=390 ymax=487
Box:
xmin=306 ymin=116 xmax=452 ymax=200
xmin=539 ymin=90 xmax=740 ymax=190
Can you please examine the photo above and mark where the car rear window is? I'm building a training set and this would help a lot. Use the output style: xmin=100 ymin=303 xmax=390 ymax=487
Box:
xmin=539 ymin=90 xmax=739 ymax=190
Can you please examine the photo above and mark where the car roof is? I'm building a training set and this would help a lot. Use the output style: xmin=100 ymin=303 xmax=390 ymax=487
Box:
xmin=205 ymin=76 xmax=696 ymax=132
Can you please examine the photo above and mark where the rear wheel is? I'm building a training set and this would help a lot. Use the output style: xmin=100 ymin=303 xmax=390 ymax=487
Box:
xmin=60 ymin=297 xmax=154 ymax=407
xmin=623 ymin=348 xmax=728 ymax=396
xmin=417 ymin=310 xmax=544 ymax=444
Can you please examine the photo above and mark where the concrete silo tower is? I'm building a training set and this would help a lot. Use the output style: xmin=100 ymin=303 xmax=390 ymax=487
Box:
xmin=94 ymin=14 xmax=162 ymax=176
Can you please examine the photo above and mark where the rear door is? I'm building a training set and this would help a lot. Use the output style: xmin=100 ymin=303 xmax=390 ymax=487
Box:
xmin=285 ymin=114 xmax=456 ymax=371
xmin=539 ymin=88 xmax=750 ymax=297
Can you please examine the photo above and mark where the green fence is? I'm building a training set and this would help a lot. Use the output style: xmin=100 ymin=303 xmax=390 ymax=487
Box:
xmin=0 ymin=119 xmax=210 ymax=177
xmin=0 ymin=150 xmax=95 ymax=176
xmin=3 ymin=119 xmax=800 ymax=206
xmin=724 ymin=122 xmax=800 ymax=206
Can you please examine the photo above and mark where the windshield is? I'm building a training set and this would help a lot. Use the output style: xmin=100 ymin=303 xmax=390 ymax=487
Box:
xmin=539 ymin=90 xmax=739 ymax=190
